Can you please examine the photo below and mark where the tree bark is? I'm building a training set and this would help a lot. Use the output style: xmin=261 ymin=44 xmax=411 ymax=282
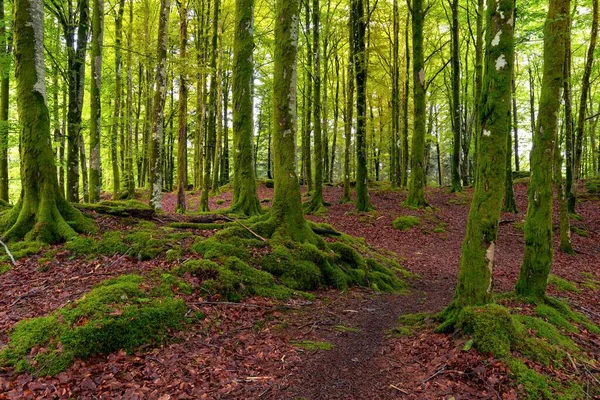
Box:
xmin=1 ymin=0 xmax=93 ymax=243
xmin=176 ymin=0 xmax=188 ymax=213
xmin=230 ymin=0 xmax=261 ymax=216
xmin=516 ymin=0 xmax=569 ymax=299
xmin=0 ymin=0 xmax=9 ymax=202
xmin=89 ymin=0 xmax=104 ymax=203
xmin=450 ymin=0 xmax=461 ymax=192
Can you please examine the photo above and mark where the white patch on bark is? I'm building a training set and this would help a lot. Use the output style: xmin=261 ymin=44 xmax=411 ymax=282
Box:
xmin=30 ymin=0 xmax=46 ymax=102
xmin=483 ymin=129 xmax=491 ymax=137
xmin=485 ymin=241 xmax=495 ymax=293
xmin=495 ymin=54 xmax=507 ymax=70
xmin=492 ymin=30 xmax=501 ymax=46
xmin=418 ymin=68 xmax=425 ymax=86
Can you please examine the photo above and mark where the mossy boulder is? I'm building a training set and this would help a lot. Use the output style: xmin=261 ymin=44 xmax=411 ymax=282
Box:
xmin=0 ymin=274 xmax=187 ymax=375
xmin=392 ymin=216 xmax=421 ymax=231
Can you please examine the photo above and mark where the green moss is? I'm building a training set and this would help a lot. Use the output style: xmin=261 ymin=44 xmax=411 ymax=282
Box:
xmin=0 ymin=241 xmax=45 ymax=263
xmin=333 ymin=325 xmax=362 ymax=333
xmin=433 ymin=223 xmax=447 ymax=233
xmin=506 ymin=358 xmax=553 ymax=399
xmin=581 ymin=272 xmax=599 ymax=291
xmin=392 ymin=313 xmax=433 ymax=337
xmin=166 ymin=248 xmax=182 ymax=262
xmin=570 ymin=226 xmax=589 ymax=238
xmin=291 ymin=340 xmax=334 ymax=351
xmin=168 ymin=222 xmax=229 ymax=230
xmin=584 ymin=177 xmax=600 ymax=194
xmin=457 ymin=304 xmax=516 ymax=358
xmin=547 ymin=274 xmax=580 ymax=293
xmin=392 ymin=216 xmax=421 ymax=231
xmin=536 ymin=303 xmax=578 ymax=333
xmin=512 ymin=221 xmax=525 ymax=232
xmin=0 ymin=275 xmax=187 ymax=375
xmin=0 ymin=262 xmax=10 ymax=274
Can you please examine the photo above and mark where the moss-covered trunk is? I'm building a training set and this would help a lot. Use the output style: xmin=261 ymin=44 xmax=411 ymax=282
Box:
xmin=111 ymin=0 xmax=125 ymax=200
xmin=307 ymin=0 xmax=325 ymax=212
xmin=89 ymin=0 xmax=103 ymax=203
xmin=515 ymin=0 xmax=569 ymax=299
xmin=0 ymin=0 xmax=9 ymax=202
xmin=450 ymin=0 xmax=461 ymax=193
xmin=148 ymin=0 xmax=170 ymax=210
xmin=199 ymin=0 xmax=219 ymax=211
xmin=176 ymin=0 xmax=188 ymax=214
xmin=230 ymin=0 xmax=260 ymax=216
xmin=353 ymin=0 xmax=371 ymax=212
xmin=256 ymin=0 xmax=317 ymax=245
xmin=401 ymin=14 xmax=410 ymax=188
xmin=342 ymin=55 xmax=353 ymax=203
xmin=439 ymin=0 xmax=514 ymax=328
xmin=124 ymin=0 xmax=135 ymax=198
xmin=555 ymin=128 xmax=574 ymax=255
xmin=2 ymin=0 xmax=93 ymax=243
xmin=405 ymin=0 xmax=427 ymax=207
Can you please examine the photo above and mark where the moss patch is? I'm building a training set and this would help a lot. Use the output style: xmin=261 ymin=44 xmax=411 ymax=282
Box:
xmin=333 ymin=325 xmax=362 ymax=333
xmin=392 ymin=313 xmax=434 ymax=337
xmin=392 ymin=216 xmax=421 ymax=231
xmin=291 ymin=340 xmax=334 ymax=351
xmin=0 ymin=274 xmax=187 ymax=375
xmin=548 ymin=274 xmax=580 ymax=293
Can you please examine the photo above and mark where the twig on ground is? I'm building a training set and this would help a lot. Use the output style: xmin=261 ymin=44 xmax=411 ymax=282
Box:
xmin=0 ymin=238 xmax=16 ymax=266
xmin=389 ymin=384 xmax=409 ymax=394
xmin=191 ymin=301 xmax=269 ymax=308
xmin=235 ymin=220 xmax=267 ymax=242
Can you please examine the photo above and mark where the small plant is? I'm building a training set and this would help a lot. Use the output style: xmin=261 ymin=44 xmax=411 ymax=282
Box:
xmin=392 ymin=216 xmax=421 ymax=231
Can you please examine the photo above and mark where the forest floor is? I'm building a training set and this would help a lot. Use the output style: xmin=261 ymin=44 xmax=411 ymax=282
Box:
xmin=1 ymin=182 xmax=600 ymax=399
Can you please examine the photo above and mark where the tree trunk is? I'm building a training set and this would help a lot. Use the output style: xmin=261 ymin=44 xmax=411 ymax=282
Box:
xmin=391 ymin=0 xmax=400 ymax=188
xmin=353 ymin=0 xmax=371 ymax=211
xmin=450 ymin=0 xmax=461 ymax=192
xmin=124 ymin=0 xmax=135 ymax=198
xmin=302 ymin=0 xmax=313 ymax=192
xmin=330 ymin=53 xmax=340 ymax=183
xmin=65 ymin=0 xmax=90 ymax=203
xmin=0 ymin=0 xmax=9 ymax=202
xmin=254 ymin=0 xmax=317 ymax=245
xmin=342 ymin=57 xmax=353 ymax=203
xmin=515 ymin=0 xmax=569 ymax=299
xmin=176 ymin=0 xmax=188 ymax=213
xmin=148 ymin=0 xmax=170 ymax=210
xmin=111 ymin=0 xmax=125 ymax=200
xmin=406 ymin=0 xmax=427 ymax=207
xmin=512 ymin=66 xmax=520 ymax=171
xmin=230 ymin=0 xmax=261 ymax=216
xmin=89 ymin=0 xmax=103 ymax=203
xmin=2 ymin=0 xmax=93 ymax=243
xmin=200 ymin=0 xmax=219 ymax=211
xmin=473 ymin=0 xmax=484 ymax=170
xmin=439 ymin=0 xmax=514 ymax=328
xmin=503 ymin=107 xmax=518 ymax=213
xmin=555 ymin=126 xmax=574 ymax=254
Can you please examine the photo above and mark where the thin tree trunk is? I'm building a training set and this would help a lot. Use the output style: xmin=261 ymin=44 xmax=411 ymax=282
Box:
xmin=450 ymin=0 xmax=461 ymax=192
xmin=176 ymin=0 xmax=188 ymax=213
xmin=0 ymin=0 xmax=9 ymax=202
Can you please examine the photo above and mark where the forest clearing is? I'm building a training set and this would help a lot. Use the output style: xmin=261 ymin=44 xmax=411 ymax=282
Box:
xmin=0 ymin=0 xmax=599 ymax=396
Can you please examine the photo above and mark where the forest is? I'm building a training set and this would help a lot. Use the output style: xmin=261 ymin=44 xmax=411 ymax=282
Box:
xmin=0 ymin=0 xmax=599 ymax=397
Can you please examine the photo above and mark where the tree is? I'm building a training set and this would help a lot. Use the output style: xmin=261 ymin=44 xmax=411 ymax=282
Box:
xmin=124 ymin=0 xmax=134 ymax=198
xmin=176 ymin=0 xmax=188 ymax=213
xmin=230 ymin=0 xmax=261 ymax=216
xmin=0 ymin=0 xmax=9 ymax=202
xmin=450 ymin=0 xmax=461 ymax=193
xmin=439 ymin=0 xmax=514 ymax=328
xmin=1 ymin=0 xmax=93 ymax=243
xmin=405 ymin=0 xmax=427 ymax=207
xmin=88 ymin=0 xmax=103 ymax=203
xmin=149 ymin=0 xmax=171 ymax=210
xmin=111 ymin=0 xmax=125 ymax=200
xmin=307 ymin=0 xmax=326 ymax=213
xmin=253 ymin=0 xmax=317 ymax=244
xmin=352 ymin=0 xmax=371 ymax=211
xmin=515 ymin=0 xmax=570 ymax=299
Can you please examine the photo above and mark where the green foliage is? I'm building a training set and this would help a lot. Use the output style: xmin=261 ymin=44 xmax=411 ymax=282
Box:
xmin=291 ymin=340 xmax=334 ymax=351
xmin=392 ymin=216 xmax=421 ymax=231
xmin=0 ymin=275 xmax=187 ymax=375
xmin=0 ymin=262 xmax=10 ymax=274
xmin=1 ymin=241 xmax=45 ymax=262
xmin=570 ymin=226 xmax=589 ymax=238
xmin=333 ymin=325 xmax=362 ymax=333
xmin=547 ymin=274 xmax=580 ymax=293
xmin=584 ymin=177 xmax=600 ymax=194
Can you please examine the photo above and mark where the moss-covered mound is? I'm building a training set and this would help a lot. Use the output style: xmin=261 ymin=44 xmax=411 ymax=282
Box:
xmin=188 ymin=223 xmax=410 ymax=297
xmin=66 ymin=220 xmax=192 ymax=261
xmin=392 ymin=216 xmax=421 ymax=231
xmin=0 ymin=274 xmax=187 ymax=376
xmin=455 ymin=298 xmax=600 ymax=399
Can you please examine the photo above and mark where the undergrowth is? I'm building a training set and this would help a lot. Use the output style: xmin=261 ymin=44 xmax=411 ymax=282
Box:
xmin=453 ymin=297 xmax=600 ymax=399
xmin=0 ymin=274 xmax=188 ymax=376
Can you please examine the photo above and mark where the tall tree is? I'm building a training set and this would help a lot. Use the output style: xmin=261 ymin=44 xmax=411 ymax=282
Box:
xmin=230 ymin=0 xmax=261 ymax=215
xmin=124 ymin=0 xmax=134 ymax=198
xmin=149 ymin=0 xmax=171 ymax=210
xmin=516 ymin=0 xmax=569 ymax=298
xmin=47 ymin=0 xmax=90 ymax=203
xmin=1 ymin=0 xmax=92 ymax=242
xmin=405 ymin=0 xmax=427 ymax=207
xmin=111 ymin=0 xmax=125 ymax=199
xmin=308 ymin=0 xmax=326 ymax=212
xmin=0 ymin=0 xmax=9 ymax=202
xmin=450 ymin=0 xmax=461 ymax=192
xmin=439 ymin=0 xmax=515 ymax=328
xmin=342 ymin=55 xmax=353 ymax=203
xmin=200 ymin=0 xmax=220 ymax=211
xmin=88 ymin=0 xmax=103 ymax=203
xmin=255 ymin=0 xmax=317 ymax=244
xmin=353 ymin=0 xmax=371 ymax=211
xmin=390 ymin=0 xmax=400 ymax=188
xmin=176 ymin=0 xmax=188 ymax=213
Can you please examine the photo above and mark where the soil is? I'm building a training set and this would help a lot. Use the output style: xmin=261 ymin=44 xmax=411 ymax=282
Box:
xmin=0 ymin=182 xmax=599 ymax=399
